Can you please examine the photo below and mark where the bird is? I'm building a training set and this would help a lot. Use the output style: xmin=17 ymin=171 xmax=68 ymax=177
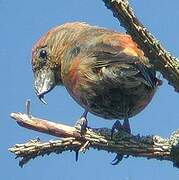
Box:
xmin=31 ymin=22 xmax=161 ymax=142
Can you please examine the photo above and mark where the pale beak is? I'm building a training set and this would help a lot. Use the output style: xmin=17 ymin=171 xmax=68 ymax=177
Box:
xmin=34 ymin=67 xmax=55 ymax=104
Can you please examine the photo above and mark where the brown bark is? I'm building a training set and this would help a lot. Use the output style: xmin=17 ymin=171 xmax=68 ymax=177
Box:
xmin=9 ymin=112 xmax=179 ymax=168
xmin=103 ymin=0 xmax=179 ymax=91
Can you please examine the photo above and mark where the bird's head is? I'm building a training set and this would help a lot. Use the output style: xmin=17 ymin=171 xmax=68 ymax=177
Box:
xmin=31 ymin=23 xmax=90 ymax=104
xmin=31 ymin=29 xmax=63 ymax=104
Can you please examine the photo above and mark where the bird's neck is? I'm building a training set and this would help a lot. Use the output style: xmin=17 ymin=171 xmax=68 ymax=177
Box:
xmin=51 ymin=23 xmax=90 ymax=85
xmin=55 ymin=24 xmax=89 ymax=56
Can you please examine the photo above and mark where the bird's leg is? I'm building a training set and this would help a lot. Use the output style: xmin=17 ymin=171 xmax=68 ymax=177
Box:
xmin=74 ymin=110 xmax=88 ymax=161
xmin=111 ymin=113 xmax=131 ymax=139
xmin=74 ymin=109 xmax=88 ymax=134
xmin=111 ymin=120 xmax=124 ymax=165
xmin=111 ymin=120 xmax=122 ymax=139
xmin=122 ymin=112 xmax=131 ymax=134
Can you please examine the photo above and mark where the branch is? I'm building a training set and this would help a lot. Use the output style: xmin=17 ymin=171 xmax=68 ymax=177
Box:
xmin=103 ymin=0 xmax=179 ymax=91
xmin=9 ymin=112 xmax=179 ymax=168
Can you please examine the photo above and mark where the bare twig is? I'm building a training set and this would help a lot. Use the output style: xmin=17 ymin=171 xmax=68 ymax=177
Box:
xmin=9 ymin=112 xmax=179 ymax=168
xmin=103 ymin=0 xmax=179 ymax=91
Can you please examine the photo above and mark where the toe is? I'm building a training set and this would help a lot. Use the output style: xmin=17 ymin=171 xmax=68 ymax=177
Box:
xmin=111 ymin=153 xmax=123 ymax=165
xmin=111 ymin=120 xmax=122 ymax=139
xmin=75 ymin=117 xmax=88 ymax=134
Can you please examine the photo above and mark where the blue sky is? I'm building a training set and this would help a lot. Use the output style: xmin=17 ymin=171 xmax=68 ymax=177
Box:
xmin=1 ymin=0 xmax=179 ymax=179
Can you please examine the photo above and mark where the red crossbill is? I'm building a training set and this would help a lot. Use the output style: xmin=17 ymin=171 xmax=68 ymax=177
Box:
xmin=31 ymin=22 xmax=161 ymax=133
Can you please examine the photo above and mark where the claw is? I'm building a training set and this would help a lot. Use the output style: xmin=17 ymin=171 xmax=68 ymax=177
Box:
xmin=111 ymin=153 xmax=123 ymax=165
xmin=75 ymin=150 xmax=79 ymax=162
xmin=124 ymin=155 xmax=130 ymax=158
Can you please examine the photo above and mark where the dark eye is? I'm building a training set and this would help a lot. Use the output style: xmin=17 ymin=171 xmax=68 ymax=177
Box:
xmin=39 ymin=50 xmax=48 ymax=59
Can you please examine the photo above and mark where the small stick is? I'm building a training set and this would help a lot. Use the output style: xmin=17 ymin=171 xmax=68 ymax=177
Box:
xmin=25 ymin=99 xmax=31 ymax=117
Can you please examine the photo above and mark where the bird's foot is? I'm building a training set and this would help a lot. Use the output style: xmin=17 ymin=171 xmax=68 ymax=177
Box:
xmin=74 ymin=116 xmax=88 ymax=134
xmin=74 ymin=117 xmax=87 ymax=161
xmin=122 ymin=118 xmax=131 ymax=134
xmin=111 ymin=119 xmax=131 ymax=139
xmin=110 ymin=119 xmax=131 ymax=165
xmin=111 ymin=120 xmax=122 ymax=139
xmin=74 ymin=110 xmax=88 ymax=135
xmin=74 ymin=110 xmax=88 ymax=162
xmin=111 ymin=154 xmax=129 ymax=165
xmin=111 ymin=153 xmax=123 ymax=165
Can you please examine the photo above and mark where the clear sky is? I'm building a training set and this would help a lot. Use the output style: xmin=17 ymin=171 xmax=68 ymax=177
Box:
xmin=1 ymin=0 xmax=179 ymax=179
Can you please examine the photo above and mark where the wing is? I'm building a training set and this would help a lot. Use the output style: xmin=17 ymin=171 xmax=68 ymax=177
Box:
xmin=88 ymin=43 xmax=157 ymax=89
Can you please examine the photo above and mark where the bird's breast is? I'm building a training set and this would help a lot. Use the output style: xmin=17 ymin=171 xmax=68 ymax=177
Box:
xmin=62 ymin=56 xmax=86 ymax=106
xmin=64 ymin=70 xmax=157 ymax=120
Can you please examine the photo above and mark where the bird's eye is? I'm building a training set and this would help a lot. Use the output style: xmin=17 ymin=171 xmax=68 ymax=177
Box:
xmin=39 ymin=50 xmax=48 ymax=59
